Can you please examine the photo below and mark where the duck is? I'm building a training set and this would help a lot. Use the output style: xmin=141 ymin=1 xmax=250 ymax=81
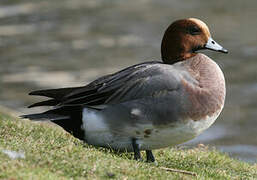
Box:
xmin=22 ymin=18 xmax=228 ymax=162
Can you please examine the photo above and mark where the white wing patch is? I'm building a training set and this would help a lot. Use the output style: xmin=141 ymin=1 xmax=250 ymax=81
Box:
xmin=131 ymin=108 xmax=141 ymax=116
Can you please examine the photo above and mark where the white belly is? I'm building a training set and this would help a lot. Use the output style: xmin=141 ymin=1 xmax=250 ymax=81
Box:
xmin=138 ymin=111 xmax=221 ymax=150
xmin=81 ymin=108 xmax=222 ymax=151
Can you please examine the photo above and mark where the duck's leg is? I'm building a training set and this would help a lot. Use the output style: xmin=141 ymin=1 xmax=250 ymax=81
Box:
xmin=132 ymin=138 xmax=142 ymax=160
xmin=146 ymin=150 xmax=155 ymax=162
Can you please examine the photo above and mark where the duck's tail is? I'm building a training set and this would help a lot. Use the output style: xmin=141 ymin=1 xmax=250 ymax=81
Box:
xmin=21 ymin=105 xmax=85 ymax=141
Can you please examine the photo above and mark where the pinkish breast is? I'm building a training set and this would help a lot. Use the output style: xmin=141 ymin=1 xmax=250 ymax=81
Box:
xmin=181 ymin=53 xmax=226 ymax=121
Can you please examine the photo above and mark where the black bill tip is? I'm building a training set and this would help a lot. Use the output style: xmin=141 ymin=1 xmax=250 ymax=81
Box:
xmin=219 ymin=48 xmax=228 ymax=54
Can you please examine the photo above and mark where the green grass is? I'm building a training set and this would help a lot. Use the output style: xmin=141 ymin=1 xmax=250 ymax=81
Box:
xmin=0 ymin=110 xmax=256 ymax=180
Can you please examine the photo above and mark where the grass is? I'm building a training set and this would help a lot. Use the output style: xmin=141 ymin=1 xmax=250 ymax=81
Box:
xmin=0 ymin=109 xmax=256 ymax=180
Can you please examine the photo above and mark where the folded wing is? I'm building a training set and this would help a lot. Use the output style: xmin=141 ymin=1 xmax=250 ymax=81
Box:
xmin=28 ymin=61 xmax=181 ymax=109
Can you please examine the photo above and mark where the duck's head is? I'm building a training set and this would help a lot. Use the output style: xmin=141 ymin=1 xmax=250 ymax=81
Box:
xmin=161 ymin=18 xmax=228 ymax=64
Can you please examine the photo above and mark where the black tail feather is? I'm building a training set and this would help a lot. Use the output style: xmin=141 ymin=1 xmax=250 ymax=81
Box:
xmin=21 ymin=106 xmax=85 ymax=140
xmin=28 ymin=99 xmax=60 ymax=108
xmin=21 ymin=113 xmax=69 ymax=121
xmin=29 ymin=87 xmax=81 ymax=100
xmin=21 ymin=108 xmax=70 ymax=121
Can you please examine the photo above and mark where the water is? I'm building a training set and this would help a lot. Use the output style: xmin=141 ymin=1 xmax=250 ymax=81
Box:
xmin=0 ymin=0 xmax=256 ymax=163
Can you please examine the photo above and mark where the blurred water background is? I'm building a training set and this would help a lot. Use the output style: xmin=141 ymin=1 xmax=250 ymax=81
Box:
xmin=0 ymin=0 xmax=256 ymax=163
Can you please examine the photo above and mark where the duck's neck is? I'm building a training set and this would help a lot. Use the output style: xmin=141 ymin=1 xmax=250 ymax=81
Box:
xmin=161 ymin=41 xmax=197 ymax=64
xmin=162 ymin=52 xmax=197 ymax=64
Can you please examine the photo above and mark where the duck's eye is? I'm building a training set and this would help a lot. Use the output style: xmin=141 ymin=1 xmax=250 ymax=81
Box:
xmin=188 ymin=26 xmax=201 ymax=35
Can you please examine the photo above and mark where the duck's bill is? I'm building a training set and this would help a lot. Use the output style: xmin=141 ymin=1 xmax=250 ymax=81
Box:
xmin=204 ymin=37 xmax=228 ymax=53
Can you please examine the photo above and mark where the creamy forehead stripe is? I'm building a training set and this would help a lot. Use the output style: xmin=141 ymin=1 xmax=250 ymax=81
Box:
xmin=188 ymin=18 xmax=211 ymax=37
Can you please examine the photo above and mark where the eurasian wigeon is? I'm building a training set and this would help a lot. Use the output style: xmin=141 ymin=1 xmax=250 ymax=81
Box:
xmin=22 ymin=18 xmax=228 ymax=162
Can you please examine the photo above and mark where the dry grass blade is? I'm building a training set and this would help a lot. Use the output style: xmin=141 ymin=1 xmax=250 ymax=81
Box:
xmin=160 ymin=166 xmax=197 ymax=176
